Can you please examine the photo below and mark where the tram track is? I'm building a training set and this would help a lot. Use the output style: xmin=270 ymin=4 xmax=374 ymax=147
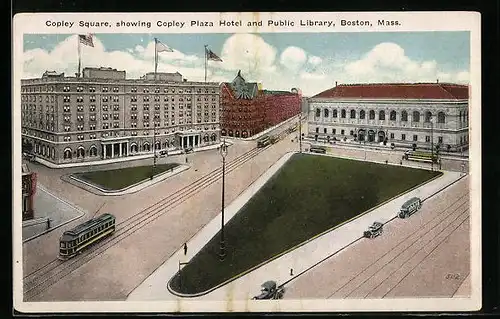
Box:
xmin=23 ymin=129 xmax=293 ymax=301
xmin=326 ymin=191 xmax=470 ymax=299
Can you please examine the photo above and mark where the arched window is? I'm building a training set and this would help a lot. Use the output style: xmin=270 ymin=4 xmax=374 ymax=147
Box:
xmin=369 ymin=110 xmax=375 ymax=120
xmin=324 ymin=109 xmax=329 ymax=117
xmin=412 ymin=111 xmax=420 ymax=122
xmin=143 ymin=142 xmax=150 ymax=152
xmin=51 ymin=147 xmax=55 ymax=159
xmin=130 ymin=143 xmax=138 ymax=153
xmin=89 ymin=145 xmax=97 ymax=157
xmin=379 ymin=110 xmax=385 ymax=120
xmin=204 ymin=134 xmax=209 ymax=142
xmin=425 ymin=111 xmax=432 ymax=123
xmin=332 ymin=110 xmax=338 ymax=118
xmin=63 ymin=148 xmax=72 ymax=159
xmin=401 ymin=111 xmax=408 ymax=121
xmin=77 ymin=146 xmax=85 ymax=158
xmin=155 ymin=141 xmax=161 ymax=150
xmin=211 ymin=133 xmax=217 ymax=141
xmin=315 ymin=108 xmax=321 ymax=117
xmin=42 ymin=145 xmax=46 ymax=156
xmin=341 ymin=109 xmax=346 ymax=118
xmin=360 ymin=110 xmax=366 ymax=119
xmin=390 ymin=110 xmax=396 ymax=121
xmin=438 ymin=111 xmax=445 ymax=123
xmin=350 ymin=110 xmax=356 ymax=119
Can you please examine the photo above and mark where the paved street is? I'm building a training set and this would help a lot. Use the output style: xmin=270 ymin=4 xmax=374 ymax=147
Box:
xmin=127 ymin=168 xmax=464 ymax=302
xmin=21 ymin=119 xmax=472 ymax=305
xmin=22 ymin=185 xmax=86 ymax=242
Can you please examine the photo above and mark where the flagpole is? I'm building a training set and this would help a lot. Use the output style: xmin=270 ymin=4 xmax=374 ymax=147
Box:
xmin=152 ymin=38 xmax=158 ymax=178
xmin=204 ymin=45 xmax=208 ymax=83
xmin=77 ymin=35 xmax=81 ymax=77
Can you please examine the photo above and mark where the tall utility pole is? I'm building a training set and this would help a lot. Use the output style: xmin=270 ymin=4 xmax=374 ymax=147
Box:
xmin=151 ymin=38 xmax=159 ymax=179
xmin=219 ymin=139 xmax=228 ymax=261
xmin=298 ymin=114 xmax=302 ymax=153
xmin=431 ymin=116 xmax=434 ymax=171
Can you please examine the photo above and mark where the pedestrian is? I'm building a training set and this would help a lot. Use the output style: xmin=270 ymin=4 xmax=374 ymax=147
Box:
xmin=385 ymin=160 xmax=388 ymax=164
xmin=183 ymin=242 xmax=187 ymax=255
xmin=185 ymin=157 xmax=188 ymax=163
xmin=290 ymin=268 xmax=293 ymax=276
xmin=46 ymin=218 xmax=51 ymax=229
xmin=400 ymin=160 xmax=402 ymax=165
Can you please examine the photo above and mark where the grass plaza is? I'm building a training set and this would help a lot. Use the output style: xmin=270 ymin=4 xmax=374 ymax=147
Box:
xmin=72 ymin=163 xmax=179 ymax=191
xmin=169 ymin=153 xmax=442 ymax=294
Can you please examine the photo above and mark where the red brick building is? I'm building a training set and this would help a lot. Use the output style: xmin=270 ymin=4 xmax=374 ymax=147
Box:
xmin=220 ymin=71 xmax=301 ymax=138
xmin=22 ymin=164 xmax=36 ymax=221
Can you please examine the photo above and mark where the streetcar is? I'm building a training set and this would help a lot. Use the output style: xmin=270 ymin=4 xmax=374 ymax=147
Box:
xmin=398 ymin=197 xmax=422 ymax=219
xmin=58 ymin=213 xmax=116 ymax=260
xmin=257 ymin=136 xmax=271 ymax=148
xmin=309 ymin=146 xmax=326 ymax=154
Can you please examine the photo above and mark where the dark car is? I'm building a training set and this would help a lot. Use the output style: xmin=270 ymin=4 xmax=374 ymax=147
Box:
xmin=363 ymin=221 xmax=383 ymax=238
xmin=252 ymin=281 xmax=285 ymax=300
xmin=184 ymin=147 xmax=193 ymax=153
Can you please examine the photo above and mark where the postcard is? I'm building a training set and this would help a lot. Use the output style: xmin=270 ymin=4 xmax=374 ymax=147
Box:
xmin=13 ymin=11 xmax=481 ymax=313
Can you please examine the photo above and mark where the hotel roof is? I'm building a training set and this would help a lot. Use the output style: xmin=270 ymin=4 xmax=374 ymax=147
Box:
xmin=313 ymin=83 xmax=469 ymax=100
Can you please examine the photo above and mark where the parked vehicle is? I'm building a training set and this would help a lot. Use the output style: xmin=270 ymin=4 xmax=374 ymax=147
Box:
xmin=184 ymin=147 xmax=193 ymax=153
xmin=309 ymin=146 xmax=326 ymax=154
xmin=158 ymin=150 xmax=168 ymax=157
xmin=363 ymin=221 xmax=384 ymax=238
xmin=252 ymin=281 xmax=285 ymax=300
xmin=398 ymin=197 xmax=422 ymax=218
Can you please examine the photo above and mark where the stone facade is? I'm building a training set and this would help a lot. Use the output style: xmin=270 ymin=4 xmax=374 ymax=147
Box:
xmin=308 ymin=83 xmax=469 ymax=152
xmin=21 ymin=67 xmax=221 ymax=166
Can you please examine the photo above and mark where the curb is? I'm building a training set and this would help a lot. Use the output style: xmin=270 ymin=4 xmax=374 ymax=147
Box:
xmin=22 ymin=185 xmax=87 ymax=243
xmin=166 ymin=152 xmax=445 ymax=298
xmin=67 ymin=164 xmax=189 ymax=196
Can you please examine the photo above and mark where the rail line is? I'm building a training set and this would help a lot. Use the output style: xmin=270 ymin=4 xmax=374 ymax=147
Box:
xmin=23 ymin=128 xmax=293 ymax=301
xmin=326 ymin=191 xmax=470 ymax=299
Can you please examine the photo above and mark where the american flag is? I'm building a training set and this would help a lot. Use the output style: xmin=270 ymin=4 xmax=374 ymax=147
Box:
xmin=206 ymin=47 xmax=223 ymax=62
xmin=79 ymin=34 xmax=94 ymax=47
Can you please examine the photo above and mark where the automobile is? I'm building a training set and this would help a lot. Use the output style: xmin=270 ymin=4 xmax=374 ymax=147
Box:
xmin=252 ymin=280 xmax=285 ymax=300
xmin=158 ymin=150 xmax=168 ymax=157
xmin=363 ymin=221 xmax=384 ymax=238
xmin=184 ymin=147 xmax=193 ymax=153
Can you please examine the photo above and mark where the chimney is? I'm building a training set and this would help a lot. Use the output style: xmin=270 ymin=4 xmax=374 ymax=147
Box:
xmin=436 ymin=79 xmax=439 ymax=83
xmin=335 ymin=81 xmax=338 ymax=87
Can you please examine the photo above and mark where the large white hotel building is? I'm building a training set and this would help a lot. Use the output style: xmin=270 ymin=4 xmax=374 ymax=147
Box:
xmin=307 ymin=82 xmax=469 ymax=153
xmin=21 ymin=67 xmax=221 ymax=166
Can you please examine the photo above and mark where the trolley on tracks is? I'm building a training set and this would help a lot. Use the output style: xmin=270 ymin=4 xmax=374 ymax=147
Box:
xmin=58 ymin=213 xmax=116 ymax=260
xmin=398 ymin=197 xmax=422 ymax=219
xmin=257 ymin=136 xmax=271 ymax=148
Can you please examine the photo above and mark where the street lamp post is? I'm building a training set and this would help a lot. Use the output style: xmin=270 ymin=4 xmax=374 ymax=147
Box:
xmin=219 ymin=138 xmax=229 ymax=261
xmin=298 ymin=114 xmax=302 ymax=153
xmin=430 ymin=116 xmax=434 ymax=171
xmin=151 ymin=123 xmax=157 ymax=179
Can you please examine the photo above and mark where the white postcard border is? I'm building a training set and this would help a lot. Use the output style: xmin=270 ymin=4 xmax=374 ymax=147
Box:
xmin=12 ymin=11 xmax=481 ymax=313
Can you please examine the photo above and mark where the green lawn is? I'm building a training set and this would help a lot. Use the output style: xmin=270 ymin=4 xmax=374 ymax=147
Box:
xmin=73 ymin=163 xmax=179 ymax=190
xmin=169 ymin=153 xmax=442 ymax=294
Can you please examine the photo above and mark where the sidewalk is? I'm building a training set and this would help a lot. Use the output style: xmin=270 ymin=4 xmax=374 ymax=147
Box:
xmin=224 ymin=114 xmax=303 ymax=142
xmin=33 ymin=142 xmax=228 ymax=169
xmin=67 ymin=164 xmax=190 ymax=196
xmin=22 ymin=184 xmax=86 ymax=242
xmin=127 ymin=152 xmax=463 ymax=304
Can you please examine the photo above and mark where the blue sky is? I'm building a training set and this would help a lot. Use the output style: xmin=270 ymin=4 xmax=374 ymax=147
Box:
xmin=23 ymin=32 xmax=470 ymax=96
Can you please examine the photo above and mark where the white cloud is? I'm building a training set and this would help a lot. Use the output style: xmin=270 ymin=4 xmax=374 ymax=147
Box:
xmin=22 ymin=35 xmax=470 ymax=97
xmin=220 ymin=33 xmax=277 ymax=78
xmin=280 ymin=46 xmax=307 ymax=71
xmin=308 ymin=56 xmax=322 ymax=66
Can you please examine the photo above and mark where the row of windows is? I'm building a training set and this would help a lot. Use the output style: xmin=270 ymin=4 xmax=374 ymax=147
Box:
xmin=22 ymin=86 xmax=217 ymax=94
xmin=315 ymin=109 xmax=447 ymax=123
xmin=314 ymin=127 xmax=446 ymax=143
